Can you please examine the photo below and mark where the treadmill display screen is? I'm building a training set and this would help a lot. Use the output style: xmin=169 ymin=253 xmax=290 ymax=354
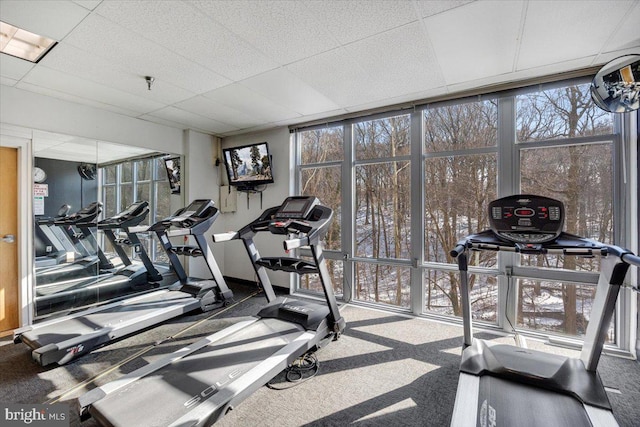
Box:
xmin=183 ymin=199 xmax=212 ymax=217
xmin=276 ymin=197 xmax=316 ymax=219
xmin=488 ymin=195 xmax=565 ymax=243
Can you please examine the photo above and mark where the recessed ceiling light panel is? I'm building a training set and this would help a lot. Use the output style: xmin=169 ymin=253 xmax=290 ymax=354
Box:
xmin=0 ymin=21 xmax=56 ymax=63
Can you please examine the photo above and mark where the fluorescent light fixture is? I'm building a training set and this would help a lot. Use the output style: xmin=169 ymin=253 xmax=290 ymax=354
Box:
xmin=0 ymin=21 xmax=56 ymax=63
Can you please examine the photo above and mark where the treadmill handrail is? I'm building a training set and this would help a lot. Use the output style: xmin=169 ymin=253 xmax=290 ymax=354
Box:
xmin=622 ymin=252 xmax=640 ymax=268
xmin=212 ymin=231 xmax=239 ymax=242
xmin=283 ymin=236 xmax=310 ymax=251
xmin=451 ymin=229 xmax=631 ymax=258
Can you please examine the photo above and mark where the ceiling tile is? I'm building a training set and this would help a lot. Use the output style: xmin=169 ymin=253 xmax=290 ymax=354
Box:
xmin=146 ymin=106 xmax=240 ymax=135
xmin=601 ymin=2 xmax=640 ymax=53
xmin=240 ymin=68 xmax=340 ymax=115
xmin=302 ymin=0 xmax=418 ymax=45
xmin=40 ymin=44 xmax=196 ymax=105
xmin=71 ymin=0 xmax=102 ymax=11
xmin=0 ymin=53 xmax=35 ymax=80
xmin=62 ymin=13 xmax=231 ymax=94
xmin=1 ymin=76 xmax=18 ymax=86
xmin=415 ymin=0 xmax=474 ymax=18
xmin=202 ymin=83 xmax=301 ymax=123
xmin=425 ymin=0 xmax=523 ymax=85
xmin=15 ymin=81 xmax=144 ymax=117
xmin=274 ymin=108 xmax=348 ymax=128
xmin=95 ymin=0 xmax=278 ymax=81
xmin=191 ymin=0 xmax=340 ymax=64
xmin=175 ymin=96 xmax=263 ymax=129
xmin=20 ymin=66 xmax=164 ymax=114
xmin=0 ymin=0 xmax=89 ymax=40
xmin=345 ymin=21 xmax=445 ymax=98
xmin=286 ymin=47 xmax=389 ymax=107
xmin=518 ymin=1 xmax=634 ymax=70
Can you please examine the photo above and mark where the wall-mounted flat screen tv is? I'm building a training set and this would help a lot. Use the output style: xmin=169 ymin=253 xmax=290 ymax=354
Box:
xmin=222 ymin=142 xmax=273 ymax=189
xmin=164 ymin=156 xmax=181 ymax=194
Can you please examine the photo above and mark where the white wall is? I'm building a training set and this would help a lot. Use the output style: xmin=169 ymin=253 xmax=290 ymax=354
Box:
xmin=0 ymin=85 xmax=183 ymax=154
xmin=183 ymin=129 xmax=225 ymax=278
xmin=220 ymin=127 xmax=293 ymax=289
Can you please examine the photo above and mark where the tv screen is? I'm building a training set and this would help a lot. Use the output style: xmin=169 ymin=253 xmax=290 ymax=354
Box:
xmin=164 ymin=157 xmax=181 ymax=194
xmin=222 ymin=142 xmax=274 ymax=189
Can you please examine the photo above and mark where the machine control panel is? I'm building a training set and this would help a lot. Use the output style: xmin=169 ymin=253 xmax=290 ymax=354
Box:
xmin=274 ymin=196 xmax=319 ymax=219
xmin=489 ymin=195 xmax=564 ymax=243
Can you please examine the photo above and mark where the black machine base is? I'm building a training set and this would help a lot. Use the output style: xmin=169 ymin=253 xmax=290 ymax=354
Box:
xmin=180 ymin=279 xmax=234 ymax=311
xmin=258 ymin=297 xmax=330 ymax=331
xmin=461 ymin=339 xmax=612 ymax=410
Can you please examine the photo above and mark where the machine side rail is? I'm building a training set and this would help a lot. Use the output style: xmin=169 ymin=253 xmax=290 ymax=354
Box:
xmin=211 ymin=231 xmax=239 ymax=242
xmin=621 ymin=252 xmax=640 ymax=268
xmin=451 ymin=232 xmax=634 ymax=369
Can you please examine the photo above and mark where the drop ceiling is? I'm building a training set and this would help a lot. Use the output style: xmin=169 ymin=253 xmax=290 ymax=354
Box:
xmin=1 ymin=0 xmax=639 ymax=138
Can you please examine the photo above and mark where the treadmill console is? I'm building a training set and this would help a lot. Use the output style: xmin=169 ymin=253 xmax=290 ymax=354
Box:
xmin=100 ymin=201 xmax=148 ymax=226
xmin=489 ymin=195 xmax=564 ymax=243
xmin=275 ymin=196 xmax=319 ymax=219
xmin=171 ymin=199 xmax=216 ymax=226
xmin=267 ymin=196 xmax=322 ymax=234
xmin=60 ymin=202 xmax=102 ymax=225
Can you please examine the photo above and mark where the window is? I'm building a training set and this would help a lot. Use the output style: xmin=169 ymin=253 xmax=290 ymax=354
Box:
xmin=423 ymin=100 xmax=498 ymax=320
xmin=353 ymin=114 xmax=411 ymax=308
xmin=294 ymin=77 xmax=634 ymax=350
xmin=99 ymin=156 xmax=174 ymax=263
xmin=297 ymin=127 xmax=344 ymax=293
xmin=515 ymin=83 xmax=616 ymax=339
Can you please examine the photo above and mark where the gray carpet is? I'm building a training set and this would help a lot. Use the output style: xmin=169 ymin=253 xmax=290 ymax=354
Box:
xmin=1 ymin=287 xmax=639 ymax=427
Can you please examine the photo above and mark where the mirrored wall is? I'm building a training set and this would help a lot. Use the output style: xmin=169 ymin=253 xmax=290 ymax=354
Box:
xmin=32 ymin=130 xmax=183 ymax=319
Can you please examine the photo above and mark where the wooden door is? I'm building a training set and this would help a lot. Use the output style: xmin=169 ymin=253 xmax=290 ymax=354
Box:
xmin=0 ymin=146 xmax=19 ymax=334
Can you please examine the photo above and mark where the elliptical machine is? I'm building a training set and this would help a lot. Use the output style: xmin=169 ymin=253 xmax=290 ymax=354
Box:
xmin=449 ymin=194 xmax=638 ymax=427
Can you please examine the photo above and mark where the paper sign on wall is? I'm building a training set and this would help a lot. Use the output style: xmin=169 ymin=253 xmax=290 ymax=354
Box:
xmin=33 ymin=183 xmax=49 ymax=197
xmin=34 ymin=196 xmax=45 ymax=215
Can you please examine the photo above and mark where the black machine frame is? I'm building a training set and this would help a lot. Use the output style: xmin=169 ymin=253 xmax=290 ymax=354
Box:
xmin=79 ymin=196 xmax=345 ymax=426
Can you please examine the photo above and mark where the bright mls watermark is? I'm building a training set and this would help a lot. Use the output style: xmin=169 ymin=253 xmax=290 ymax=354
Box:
xmin=1 ymin=404 xmax=68 ymax=426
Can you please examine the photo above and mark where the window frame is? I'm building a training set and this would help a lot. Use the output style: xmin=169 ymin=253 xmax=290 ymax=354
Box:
xmin=293 ymin=76 xmax=637 ymax=354
xmin=99 ymin=156 xmax=171 ymax=263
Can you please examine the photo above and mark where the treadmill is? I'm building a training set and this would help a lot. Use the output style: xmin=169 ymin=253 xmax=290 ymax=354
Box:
xmin=34 ymin=201 xmax=168 ymax=314
xmin=34 ymin=204 xmax=75 ymax=268
xmin=35 ymin=202 xmax=113 ymax=286
xmin=449 ymin=195 xmax=638 ymax=427
xmin=79 ymin=195 xmax=346 ymax=426
xmin=14 ymin=199 xmax=233 ymax=366
xmin=98 ymin=200 xmax=164 ymax=288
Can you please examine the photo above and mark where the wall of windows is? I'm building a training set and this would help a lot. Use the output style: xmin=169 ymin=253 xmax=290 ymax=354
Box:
xmin=295 ymin=77 xmax=637 ymax=350
xmin=100 ymin=156 xmax=174 ymax=263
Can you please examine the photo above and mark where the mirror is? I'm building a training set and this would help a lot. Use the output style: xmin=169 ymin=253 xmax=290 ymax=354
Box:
xmin=32 ymin=130 xmax=182 ymax=319
xmin=591 ymin=54 xmax=640 ymax=113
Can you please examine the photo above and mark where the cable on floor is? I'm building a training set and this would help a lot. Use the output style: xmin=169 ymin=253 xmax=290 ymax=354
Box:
xmin=266 ymin=352 xmax=319 ymax=390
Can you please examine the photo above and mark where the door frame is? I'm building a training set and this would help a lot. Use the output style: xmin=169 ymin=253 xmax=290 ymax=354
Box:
xmin=1 ymin=126 xmax=34 ymax=328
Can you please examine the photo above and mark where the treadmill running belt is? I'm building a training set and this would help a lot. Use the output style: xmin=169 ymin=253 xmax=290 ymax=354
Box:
xmin=90 ymin=318 xmax=306 ymax=427
xmin=476 ymin=376 xmax=592 ymax=427
xmin=21 ymin=291 xmax=197 ymax=348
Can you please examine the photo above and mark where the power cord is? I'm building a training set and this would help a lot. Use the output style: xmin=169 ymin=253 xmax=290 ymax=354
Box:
xmin=266 ymin=352 xmax=319 ymax=390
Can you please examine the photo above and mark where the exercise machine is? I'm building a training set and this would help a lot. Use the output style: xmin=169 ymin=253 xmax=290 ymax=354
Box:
xmin=34 ymin=201 xmax=168 ymax=314
xmin=449 ymin=194 xmax=638 ymax=427
xmin=148 ymin=199 xmax=233 ymax=307
xmin=14 ymin=199 xmax=232 ymax=366
xmin=98 ymin=200 xmax=164 ymax=287
xmin=35 ymin=202 xmax=114 ymax=286
xmin=79 ymin=195 xmax=346 ymax=426
xmin=34 ymin=204 xmax=75 ymax=268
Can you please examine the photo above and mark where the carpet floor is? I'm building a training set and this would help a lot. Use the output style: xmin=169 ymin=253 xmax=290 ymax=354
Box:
xmin=1 ymin=283 xmax=638 ymax=427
